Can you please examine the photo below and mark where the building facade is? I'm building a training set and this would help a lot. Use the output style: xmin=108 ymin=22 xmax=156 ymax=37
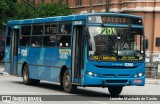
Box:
xmin=109 ymin=0 xmax=160 ymax=77
xmin=69 ymin=0 xmax=107 ymax=13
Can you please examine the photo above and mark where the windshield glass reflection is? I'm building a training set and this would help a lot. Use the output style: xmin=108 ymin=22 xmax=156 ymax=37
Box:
xmin=88 ymin=26 xmax=144 ymax=61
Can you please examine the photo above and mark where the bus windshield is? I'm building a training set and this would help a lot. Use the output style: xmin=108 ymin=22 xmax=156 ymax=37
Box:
xmin=88 ymin=26 xmax=144 ymax=61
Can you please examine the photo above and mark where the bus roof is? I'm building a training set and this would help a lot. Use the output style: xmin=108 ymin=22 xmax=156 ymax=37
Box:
xmin=7 ymin=12 xmax=142 ymax=25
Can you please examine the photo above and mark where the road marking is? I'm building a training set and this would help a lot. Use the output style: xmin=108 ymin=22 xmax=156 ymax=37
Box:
xmin=0 ymin=91 xmax=37 ymax=94
xmin=2 ymin=101 xmax=14 ymax=104
xmin=0 ymin=91 xmax=67 ymax=95
xmin=92 ymin=101 xmax=109 ymax=104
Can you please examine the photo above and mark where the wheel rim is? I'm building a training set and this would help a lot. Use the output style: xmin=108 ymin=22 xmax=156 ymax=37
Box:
xmin=64 ymin=74 xmax=70 ymax=89
xmin=23 ymin=68 xmax=28 ymax=82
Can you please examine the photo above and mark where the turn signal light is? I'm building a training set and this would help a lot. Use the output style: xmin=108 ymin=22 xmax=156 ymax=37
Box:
xmin=134 ymin=79 xmax=142 ymax=83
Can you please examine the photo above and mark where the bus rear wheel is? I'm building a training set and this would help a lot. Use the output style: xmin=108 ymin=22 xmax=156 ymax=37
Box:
xmin=22 ymin=64 xmax=40 ymax=85
xmin=108 ymin=86 xmax=123 ymax=96
xmin=62 ymin=70 xmax=77 ymax=93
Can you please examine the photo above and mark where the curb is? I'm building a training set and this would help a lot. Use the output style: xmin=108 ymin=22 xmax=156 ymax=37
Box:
xmin=0 ymin=71 xmax=9 ymax=76
xmin=145 ymin=79 xmax=160 ymax=85
xmin=0 ymin=72 xmax=3 ymax=76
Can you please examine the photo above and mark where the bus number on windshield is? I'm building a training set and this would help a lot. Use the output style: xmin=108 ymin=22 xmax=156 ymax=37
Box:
xmin=97 ymin=27 xmax=117 ymax=35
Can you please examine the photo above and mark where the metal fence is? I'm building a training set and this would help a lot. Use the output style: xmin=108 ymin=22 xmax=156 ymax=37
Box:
xmin=145 ymin=52 xmax=160 ymax=78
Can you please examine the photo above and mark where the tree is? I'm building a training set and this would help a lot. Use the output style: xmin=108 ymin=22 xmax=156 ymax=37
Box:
xmin=15 ymin=3 xmax=35 ymax=20
xmin=0 ymin=0 xmax=17 ymax=26
xmin=37 ymin=2 xmax=73 ymax=18
xmin=58 ymin=0 xmax=63 ymax=4
xmin=0 ymin=1 xmax=73 ymax=27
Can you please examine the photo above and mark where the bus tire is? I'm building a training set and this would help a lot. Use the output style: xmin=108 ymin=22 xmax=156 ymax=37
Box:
xmin=22 ymin=64 xmax=40 ymax=85
xmin=108 ymin=86 xmax=123 ymax=96
xmin=62 ymin=70 xmax=77 ymax=93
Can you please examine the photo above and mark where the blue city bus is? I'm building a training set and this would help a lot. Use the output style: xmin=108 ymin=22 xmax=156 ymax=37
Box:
xmin=5 ymin=13 xmax=148 ymax=95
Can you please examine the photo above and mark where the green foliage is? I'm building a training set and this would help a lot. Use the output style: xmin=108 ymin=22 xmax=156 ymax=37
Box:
xmin=0 ymin=0 xmax=17 ymax=26
xmin=15 ymin=4 xmax=35 ymax=20
xmin=37 ymin=2 xmax=72 ymax=18
xmin=0 ymin=1 xmax=73 ymax=28
xmin=58 ymin=0 xmax=63 ymax=4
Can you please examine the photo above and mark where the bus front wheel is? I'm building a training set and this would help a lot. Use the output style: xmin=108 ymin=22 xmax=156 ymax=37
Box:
xmin=62 ymin=70 xmax=77 ymax=93
xmin=108 ymin=86 xmax=123 ymax=96
xmin=22 ymin=64 xmax=40 ymax=85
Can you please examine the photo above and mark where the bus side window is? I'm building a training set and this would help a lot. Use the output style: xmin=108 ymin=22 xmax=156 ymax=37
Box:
xmin=44 ymin=23 xmax=57 ymax=47
xmin=20 ymin=25 xmax=31 ymax=46
xmin=43 ymin=36 xmax=57 ymax=47
xmin=31 ymin=37 xmax=42 ymax=47
xmin=20 ymin=37 xmax=30 ymax=46
xmin=6 ymin=27 xmax=11 ymax=46
xmin=32 ymin=25 xmax=43 ymax=35
xmin=57 ymin=22 xmax=71 ymax=47
xmin=57 ymin=36 xmax=71 ymax=47
xmin=59 ymin=22 xmax=72 ymax=35
xmin=31 ymin=24 xmax=43 ymax=47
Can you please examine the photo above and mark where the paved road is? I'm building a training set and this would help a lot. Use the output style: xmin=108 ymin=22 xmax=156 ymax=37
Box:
xmin=0 ymin=62 xmax=160 ymax=104
xmin=0 ymin=74 xmax=160 ymax=104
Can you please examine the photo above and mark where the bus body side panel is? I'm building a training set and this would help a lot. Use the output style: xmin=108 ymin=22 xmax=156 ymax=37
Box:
xmin=17 ymin=63 xmax=22 ymax=76
xmin=18 ymin=47 xmax=71 ymax=82
xmin=5 ymin=47 xmax=11 ymax=74
xmin=29 ymin=65 xmax=61 ymax=82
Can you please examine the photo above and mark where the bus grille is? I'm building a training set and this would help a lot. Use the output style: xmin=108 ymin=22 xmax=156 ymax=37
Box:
xmin=106 ymin=80 xmax=128 ymax=84
xmin=118 ymin=74 xmax=130 ymax=77
xmin=95 ymin=65 xmax=137 ymax=69
xmin=102 ymin=74 xmax=130 ymax=77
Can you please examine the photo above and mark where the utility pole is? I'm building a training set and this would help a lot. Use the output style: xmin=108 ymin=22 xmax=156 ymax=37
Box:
xmin=22 ymin=0 xmax=37 ymax=17
xmin=106 ymin=0 xmax=110 ymax=12
xmin=90 ymin=0 xmax=92 ymax=13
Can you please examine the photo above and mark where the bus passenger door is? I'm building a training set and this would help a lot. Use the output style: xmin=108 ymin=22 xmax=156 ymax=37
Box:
xmin=72 ymin=25 xmax=84 ymax=84
xmin=10 ymin=28 xmax=19 ymax=75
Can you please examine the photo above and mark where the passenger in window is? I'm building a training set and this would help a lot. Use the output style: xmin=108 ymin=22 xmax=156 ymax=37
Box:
xmin=60 ymin=24 xmax=71 ymax=34
xmin=49 ymin=36 xmax=56 ymax=47
xmin=26 ymin=40 xmax=30 ymax=46
xmin=63 ymin=29 xmax=68 ymax=34
xmin=32 ymin=40 xmax=40 ymax=47
xmin=65 ymin=24 xmax=71 ymax=34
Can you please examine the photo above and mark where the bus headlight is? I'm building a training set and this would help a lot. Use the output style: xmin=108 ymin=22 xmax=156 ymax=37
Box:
xmin=134 ymin=73 xmax=143 ymax=78
xmin=134 ymin=74 xmax=138 ymax=78
xmin=88 ymin=72 xmax=93 ymax=76
xmin=138 ymin=73 xmax=143 ymax=77
xmin=86 ymin=71 xmax=99 ymax=77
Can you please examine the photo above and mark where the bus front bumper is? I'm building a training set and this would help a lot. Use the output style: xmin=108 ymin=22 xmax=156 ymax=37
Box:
xmin=83 ymin=74 xmax=145 ymax=86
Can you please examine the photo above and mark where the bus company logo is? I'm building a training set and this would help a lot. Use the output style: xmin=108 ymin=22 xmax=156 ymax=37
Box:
xmin=125 ymin=63 xmax=133 ymax=67
xmin=2 ymin=96 xmax=11 ymax=101
xmin=74 ymin=21 xmax=83 ymax=25
xmin=21 ymin=49 xmax=27 ymax=57
xmin=59 ymin=49 xmax=71 ymax=59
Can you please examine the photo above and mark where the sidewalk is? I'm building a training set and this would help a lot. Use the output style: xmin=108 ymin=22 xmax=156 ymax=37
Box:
xmin=0 ymin=67 xmax=9 ymax=76
xmin=0 ymin=67 xmax=4 ymax=75
xmin=145 ymin=78 xmax=160 ymax=85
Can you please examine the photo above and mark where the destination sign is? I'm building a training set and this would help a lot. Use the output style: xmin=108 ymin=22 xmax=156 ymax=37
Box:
xmin=102 ymin=17 xmax=128 ymax=24
xmin=88 ymin=16 xmax=142 ymax=25
xmin=94 ymin=56 xmax=116 ymax=61
xmin=119 ymin=56 xmax=139 ymax=61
